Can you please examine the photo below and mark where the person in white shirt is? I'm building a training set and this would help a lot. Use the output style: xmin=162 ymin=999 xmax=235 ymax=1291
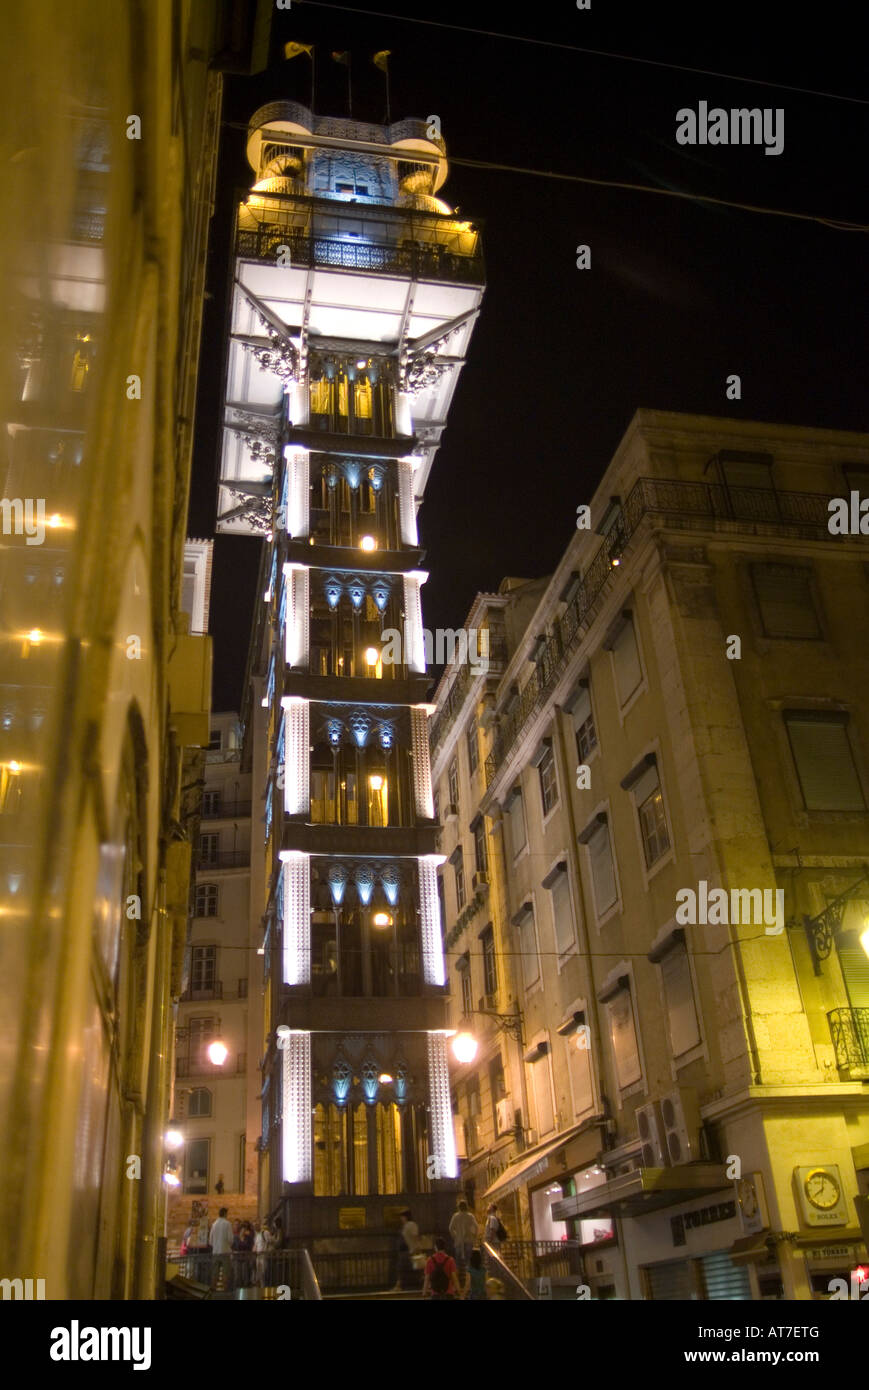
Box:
xmin=209 ymin=1207 xmax=233 ymax=1291
xmin=392 ymin=1208 xmax=420 ymax=1291
xmin=254 ymin=1220 xmax=273 ymax=1287
xmin=449 ymin=1200 xmax=479 ymax=1282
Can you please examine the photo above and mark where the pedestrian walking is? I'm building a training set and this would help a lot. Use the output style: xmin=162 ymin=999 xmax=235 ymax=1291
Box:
xmin=393 ymin=1208 xmax=419 ymax=1291
xmin=209 ymin=1206 xmax=233 ymax=1291
xmin=448 ymin=1199 xmax=478 ymax=1283
xmin=423 ymin=1238 xmax=460 ymax=1300
xmin=254 ymin=1220 xmax=273 ymax=1287
xmin=484 ymin=1203 xmax=507 ymax=1251
xmin=464 ymin=1247 xmax=487 ymax=1301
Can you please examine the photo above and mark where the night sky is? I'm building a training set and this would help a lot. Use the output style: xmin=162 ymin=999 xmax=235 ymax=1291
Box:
xmin=189 ymin=1 xmax=869 ymax=710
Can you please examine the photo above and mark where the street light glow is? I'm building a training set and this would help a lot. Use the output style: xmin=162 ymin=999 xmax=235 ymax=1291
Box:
xmin=207 ymin=1039 xmax=229 ymax=1066
xmin=452 ymin=1031 xmax=478 ymax=1064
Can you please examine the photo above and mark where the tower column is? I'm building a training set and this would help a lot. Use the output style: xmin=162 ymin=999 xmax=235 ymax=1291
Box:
xmin=426 ymin=1032 xmax=458 ymax=1180
xmin=281 ymin=1031 xmax=312 ymax=1184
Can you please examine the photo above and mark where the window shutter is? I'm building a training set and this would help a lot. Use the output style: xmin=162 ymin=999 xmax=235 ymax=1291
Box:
xmin=612 ymin=618 xmax=642 ymax=703
xmin=571 ymin=686 xmax=591 ymax=731
xmin=752 ymin=566 xmax=820 ymax=639
xmin=607 ymin=989 xmax=640 ymax=1087
xmin=785 ymin=713 xmax=865 ymax=810
xmin=589 ymin=822 xmax=617 ymax=914
xmin=550 ymin=871 xmax=575 ymax=955
xmin=661 ymin=944 xmax=701 ymax=1057
xmin=838 ymin=931 xmax=869 ymax=1009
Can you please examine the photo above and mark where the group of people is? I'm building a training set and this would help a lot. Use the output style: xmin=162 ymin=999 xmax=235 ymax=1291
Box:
xmin=396 ymin=1200 xmax=509 ymax=1300
xmin=180 ymin=1208 xmax=284 ymax=1291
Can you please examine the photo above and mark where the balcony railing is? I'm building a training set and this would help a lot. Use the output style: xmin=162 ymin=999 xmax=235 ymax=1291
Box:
xmin=429 ymin=636 xmax=508 ymax=757
xmin=196 ymin=850 xmax=250 ymax=870
xmin=181 ymin=981 xmax=223 ymax=1002
xmin=200 ymin=802 xmax=252 ymax=820
xmin=484 ymin=477 xmax=841 ymax=789
xmin=828 ymin=1007 xmax=869 ymax=1071
xmin=237 ymin=227 xmax=484 ymax=285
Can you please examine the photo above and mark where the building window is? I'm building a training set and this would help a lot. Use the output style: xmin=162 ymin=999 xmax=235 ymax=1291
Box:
xmin=605 ymin=987 xmax=641 ymax=1089
xmin=448 ymin=758 xmax=459 ymax=810
xmin=549 ymin=868 xmax=576 ymax=956
xmin=189 ymin=1017 xmax=216 ymax=1071
xmin=433 ymin=788 xmax=440 ymax=824
xmin=473 ymin=817 xmax=488 ymax=874
xmin=466 ymin=721 xmax=479 ymax=775
xmin=515 ymin=905 xmax=540 ymax=990
xmin=184 ymin=1137 xmax=210 ymax=1194
xmin=507 ymin=787 xmax=526 ymax=856
xmin=454 ymin=851 xmax=466 ymax=910
xmin=199 ymin=833 xmax=219 ymax=865
xmin=490 ymin=1053 xmax=507 ymax=1133
xmin=237 ymin=978 xmax=248 ymax=1000
xmin=188 ymin=1087 xmax=212 ymax=1118
xmin=207 ymin=729 xmax=221 ymax=751
xmin=538 ymin=742 xmax=559 ymax=816
xmin=572 ymin=684 xmax=597 ymax=762
xmin=631 ymin=761 xmax=671 ymax=868
xmin=437 ymin=873 xmax=447 ymax=934
xmin=457 ymin=952 xmax=473 ymax=1017
xmin=784 ymin=710 xmax=866 ymax=811
xmin=582 ymin=816 xmax=618 ymax=916
xmin=466 ymin=1075 xmax=481 ymax=1152
xmin=752 ymin=565 xmax=821 ymax=639
xmin=195 ymin=883 xmax=219 ymax=918
xmin=565 ymin=1029 xmax=593 ymax=1117
xmin=660 ymin=942 xmax=701 ymax=1058
xmin=190 ymin=946 xmax=217 ymax=998
xmin=202 ymin=789 xmax=220 ymax=816
xmin=528 ymin=1050 xmax=555 ymax=1137
xmin=481 ymin=925 xmax=498 ymax=999
xmin=610 ymin=614 xmax=643 ymax=705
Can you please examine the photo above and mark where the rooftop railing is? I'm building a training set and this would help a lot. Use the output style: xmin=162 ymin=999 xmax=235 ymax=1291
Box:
xmin=484 ymin=477 xmax=842 ymax=789
xmin=237 ymin=227 xmax=484 ymax=285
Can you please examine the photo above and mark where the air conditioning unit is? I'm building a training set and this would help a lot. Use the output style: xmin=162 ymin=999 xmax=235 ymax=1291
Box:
xmin=472 ymin=871 xmax=489 ymax=892
xmin=496 ymin=1098 xmax=513 ymax=1133
xmin=660 ymin=1086 xmax=701 ymax=1165
xmin=635 ymin=1101 xmax=667 ymax=1167
xmin=444 ymin=804 xmax=459 ymax=823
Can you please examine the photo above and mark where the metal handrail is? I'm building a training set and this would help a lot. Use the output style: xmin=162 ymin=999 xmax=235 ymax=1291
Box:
xmin=237 ymin=227 xmax=484 ymax=285
xmin=481 ymin=1241 xmax=535 ymax=1300
xmin=828 ymin=1007 xmax=869 ymax=1070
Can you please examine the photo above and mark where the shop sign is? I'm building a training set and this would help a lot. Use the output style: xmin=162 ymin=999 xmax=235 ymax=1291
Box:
xmin=672 ymin=1200 xmax=737 ymax=1247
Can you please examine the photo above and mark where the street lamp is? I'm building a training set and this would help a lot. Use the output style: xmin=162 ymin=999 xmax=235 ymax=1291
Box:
xmin=450 ymin=1007 xmax=525 ymax=1063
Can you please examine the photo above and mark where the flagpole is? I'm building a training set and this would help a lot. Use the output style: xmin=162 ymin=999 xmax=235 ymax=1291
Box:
xmin=348 ymin=54 xmax=353 ymax=118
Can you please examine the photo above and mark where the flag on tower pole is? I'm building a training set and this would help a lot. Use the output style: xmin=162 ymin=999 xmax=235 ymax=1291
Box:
xmin=332 ymin=51 xmax=352 ymax=116
xmin=373 ymin=50 xmax=391 ymax=124
xmin=284 ymin=42 xmax=315 ymax=110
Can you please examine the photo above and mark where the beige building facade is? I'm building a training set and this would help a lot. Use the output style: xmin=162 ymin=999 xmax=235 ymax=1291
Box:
xmin=431 ymin=409 xmax=869 ymax=1299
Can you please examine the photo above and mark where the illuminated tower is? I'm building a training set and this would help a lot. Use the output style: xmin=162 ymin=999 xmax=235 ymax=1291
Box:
xmin=216 ymin=100 xmax=484 ymax=1235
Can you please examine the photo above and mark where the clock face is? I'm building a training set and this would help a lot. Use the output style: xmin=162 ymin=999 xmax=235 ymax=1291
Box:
xmin=804 ymin=1168 xmax=841 ymax=1211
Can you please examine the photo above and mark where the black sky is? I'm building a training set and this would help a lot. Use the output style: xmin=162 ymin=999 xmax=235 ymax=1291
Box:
xmin=189 ymin=0 xmax=869 ymax=710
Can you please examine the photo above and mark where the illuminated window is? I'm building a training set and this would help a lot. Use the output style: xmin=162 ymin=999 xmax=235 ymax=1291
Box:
xmin=571 ymin=684 xmax=597 ymax=762
xmin=454 ymin=850 xmax=466 ymax=910
xmin=625 ymin=760 xmax=671 ymax=869
xmin=473 ymin=817 xmax=487 ymax=873
xmin=466 ymin=721 xmax=479 ymax=775
xmin=538 ymin=742 xmax=558 ymax=816
xmin=457 ymin=952 xmax=473 ymax=1016
xmin=448 ymin=758 xmax=459 ymax=810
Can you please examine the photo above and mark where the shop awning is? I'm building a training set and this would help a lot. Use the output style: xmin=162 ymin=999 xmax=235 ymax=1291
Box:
xmin=551 ymin=1163 xmax=730 ymax=1221
xmin=482 ymin=1130 xmax=582 ymax=1203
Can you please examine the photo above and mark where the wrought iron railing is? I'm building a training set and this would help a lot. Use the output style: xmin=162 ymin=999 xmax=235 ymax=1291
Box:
xmin=483 ymin=477 xmax=840 ymax=789
xmin=200 ymin=801 xmax=252 ymax=820
xmin=429 ymin=637 xmax=508 ymax=756
xmin=196 ymin=849 xmax=250 ymax=869
xmin=498 ymin=1239 xmax=583 ymax=1286
xmin=828 ymin=1007 xmax=869 ymax=1070
xmin=236 ymin=227 xmax=484 ymax=285
xmin=168 ymin=1249 xmax=322 ymax=1299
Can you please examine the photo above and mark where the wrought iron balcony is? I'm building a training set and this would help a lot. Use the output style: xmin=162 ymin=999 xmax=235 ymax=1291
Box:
xmin=195 ymin=849 xmax=250 ymax=870
xmin=200 ymin=801 xmax=252 ymax=820
xmin=181 ymin=982 xmax=223 ymax=1002
xmin=484 ymin=477 xmax=842 ymax=789
xmin=429 ymin=635 xmax=508 ymax=757
xmin=236 ymin=226 xmax=484 ymax=285
xmin=828 ymin=1007 xmax=869 ymax=1072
